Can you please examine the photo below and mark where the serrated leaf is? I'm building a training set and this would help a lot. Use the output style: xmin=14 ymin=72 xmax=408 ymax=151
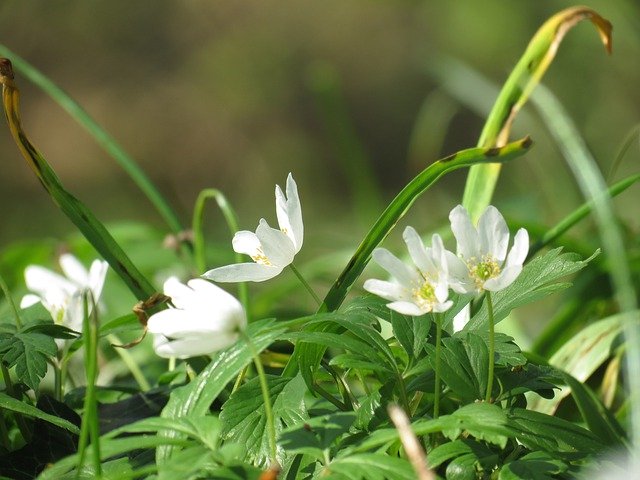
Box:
xmin=446 ymin=453 xmax=480 ymax=480
xmin=280 ymin=412 xmax=356 ymax=460
xmin=506 ymin=408 xmax=605 ymax=455
xmin=429 ymin=333 xmax=488 ymax=403
xmin=326 ymin=453 xmax=415 ymax=480
xmin=465 ymin=248 xmax=596 ymax=331
xmin=220 ymin=374 xmax=308 ymax=467
xmin=0 ymin=331 xmax=57 ymax=390
xmin=497 ymin=364 xmax=558 ymax=402
xmin=391 ymin=311 xmax=431 ymax=360
xmin=428 ymin=439 xmax=495 ymax=469
xmin=499 ymin=451 xmax=568 ymax=480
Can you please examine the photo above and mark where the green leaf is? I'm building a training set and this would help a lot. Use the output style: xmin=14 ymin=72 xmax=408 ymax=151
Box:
xmin=157 ymin=319 xmax=285 ymax=462
xmin=529 ymin=312 xmax=627 ymax=415
xmin=0 ymin=393 xmax=80 ymax=434
xmin=428 ymin=439 xmax=495 ymax=469
xmin=220 ymin=374 xmax=308 ymax=466
xmin=326 ymin=453 xmax=415 ymax=480
xmin=506 ymin=408 xmax=605 ymax=455
xmin=465 ymin=248 xmax=597 ymax=331
xmin=557 ymin=372 xmax=627 ymax=447
xmin=429 ymin=333 xmax=488 ymax=403
xmin=0 ymin=330 xmax=57 ymax=390
xmin=499 ymin=451 xmax=568 ymax=480
xmin=391 ymin=311 xmax=431 ymax=360
xmin=497 ymin=364 xmax=557 ymax=402
xmin=280 ymin=412 xmax=357 ymax=461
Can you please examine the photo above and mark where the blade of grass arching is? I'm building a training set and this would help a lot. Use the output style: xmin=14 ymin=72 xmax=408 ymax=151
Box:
xmin=530 ymin=84 xmax=640 ymax=454
xmin=0 ymin=44 xmax=186 ymax=238
xmin=528 ymin=172 xmax=640 ymax=257
xmin=461 ymin=6 xmax=612 ymax=222
xmin=192 ymin=188 xmax=248 ymax=313
xmin=0 ymin=59 xmax=155 ymax=301
xmin=320 ymin=136 xmax=532 ymax=313
xmin=608 ymin=125 xmax=640 ymax=182
xmin=306 ymin=61 xmax=383 ymax=218
xmin=76 ymin=294 xmax=102 ymax=479
xmin=282 ymin=137 xmax=532 ymax=378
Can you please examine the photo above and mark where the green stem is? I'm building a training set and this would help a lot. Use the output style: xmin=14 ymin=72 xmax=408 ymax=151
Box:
xmin=192 ymin=188 xmax=248 ymax=313
xmin=484 ymin=292 xmax=495 ymax=403
xmin=241 ymin=331 xmax=278 ymax=467
xmin=0 ymin=273 xmax=22 ymax=329
xmin=53 ymin=358 xmax=62 ymax=402
xmin=434 ymin=313 xmax=443 ymax=418
xmin=76 ymin=293 xmax=102 ymax=479
xmin=289 ymin=264 xmax=321 ymax=306
xmin=107 ymin=334 xmax=151 ymax=391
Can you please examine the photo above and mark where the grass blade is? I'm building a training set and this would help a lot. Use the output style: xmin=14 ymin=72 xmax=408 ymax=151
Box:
xmin=0 ymin=58 xmax=156 ymax=301
xmin=461 ymin=6 xmax=612 ymax=222
xmin=530 ymin=83 xmax=640 ymax=454
xmin=0 ymin=44 xmax=186 ymax=238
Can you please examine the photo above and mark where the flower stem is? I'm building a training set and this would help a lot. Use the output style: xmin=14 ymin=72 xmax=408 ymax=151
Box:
xmin=241 ymin=331 xmax=278 ymax=468
xmin=434 ymin=313 xmax=443 ymax=418
xmin=107 ymin=334 xmax=151 ymax=391
xmin=484 ymin=291 xmax=495 ymax=403
xmin=289 ymin=264 xmax=321 ymax=306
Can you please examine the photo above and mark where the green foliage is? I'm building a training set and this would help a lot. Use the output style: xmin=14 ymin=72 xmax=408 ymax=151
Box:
xmin=220 ymin=374 xmax=308 ymax=466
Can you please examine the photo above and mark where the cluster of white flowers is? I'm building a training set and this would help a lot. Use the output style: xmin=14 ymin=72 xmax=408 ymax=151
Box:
xmin=364 ymin=205 xmax=529 ymax=323
xmin=23 ymin=174 xmax=528 ymax=358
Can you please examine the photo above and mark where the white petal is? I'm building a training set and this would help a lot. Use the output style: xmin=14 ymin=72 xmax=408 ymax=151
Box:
xmin=163 ymin=277 xmax=198 ymax=309
xmin=25 ymin=265 xmax=76 ymax=297
xmin=484 ymin=265 xmax=522 ymax=291
xmin=147 ymin=308 xmax=234 ymax=337
xmin=434 ymin=278 xmax=449 ymax=304
xmin=363 ymin=279 xmax=408 ymax=302
xmin=386 ymin=301 xmax=426 ymax=316
xmin=21 ymin=294 xmax=41 ymax=309
xmin=203 ymin=262 xmax=283 ymax=282
xmin=187 ymin=279 xmax=247 ymax=329
xmin=449 ymin=205 xmax=480 ymax=260
xmin=444 ymin=251 xmax=474 ymax=294
xmin=152 ymin=332 xmax=239 ymax=359
xmin=275 ymin=174 xmax=304 ymax=253
xmin=432 ymin=300 xmax=453 ymax=313
xmin=506 ymin=228 xmax=529 ymax=268
xmin=430 ymin=235 xmax=448 ymax=272
xmin=256 ymin=219 xmax=295 ymax=267
xmin=232 ymin=230 xmax=262 ymax=257
xmin=453 ymin=303 xmax=471 ymax=332
xmin=371 ymin=248 xmax=416 ymax=286
xmin=478 ymin=206 xmax=509 ymax=262
xmin=59 ymin=254 xmax=89 ymax=287
xmin=402 ymin=227 xmax=430 ymax=272
xmin=88 ymin=260 xmax=108 ymax=300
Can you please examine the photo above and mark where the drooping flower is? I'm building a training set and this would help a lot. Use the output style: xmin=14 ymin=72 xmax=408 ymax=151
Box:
xmin=21 ymin=253 xmax=109 ymax=332
xmin=147 ymin=277 xmax=247 ymax=358
xmin=364 ymin=226 xmax=453 ymax=316
xmin=448 ymin=205 xmax=529 ymax=293
xmin=203 ymin=173 xmax=303 ymax=282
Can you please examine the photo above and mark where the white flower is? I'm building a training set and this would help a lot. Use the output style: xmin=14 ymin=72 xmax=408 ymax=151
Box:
xmin=364 ymin=227 xmax=453 ymax=316
xmin=449 ymin=205 xmax=529 ymax=293
xmin=203 ymin=173 xmax=303 ymax=282
xmin=147 ymin=277 xmax=247 ymax=359
xmin=21 ymin=254 xmax=109 ymax=332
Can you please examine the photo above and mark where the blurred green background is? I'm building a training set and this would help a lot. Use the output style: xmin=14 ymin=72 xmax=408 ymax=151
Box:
xmin=0 ymin=1 xmax=638 ymax=288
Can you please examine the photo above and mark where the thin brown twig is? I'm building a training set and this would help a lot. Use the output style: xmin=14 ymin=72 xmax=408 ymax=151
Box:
xmin=387 ymin=404 xmax=435 ymax=480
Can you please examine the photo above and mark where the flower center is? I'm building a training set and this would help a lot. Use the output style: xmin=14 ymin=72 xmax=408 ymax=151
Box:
xmin=251 ymin=247 xmax=273 ymax=266
xmin=468 ymin=255 xmax=501 ymax=288
xmin=412 ymin=280 xmax=437 ymax=310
